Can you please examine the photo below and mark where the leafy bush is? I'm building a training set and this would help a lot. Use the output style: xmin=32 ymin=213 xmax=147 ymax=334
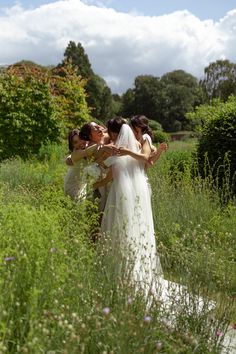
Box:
xmin=197 ymin=96 xmax=236 ymax=197
xmin=149 ymin=119 xmax=163 ymax=131
xmin=0 ymin=62 xmax=91 ymax=161
xmin=153 ymin=130 xmax=170 ymax=144
xmin=51 ymin=62 xmax=91 ymax=132
xmin=0 ymin=73 xmax=60 ymax=160
xmin=164 ymin=150 xmax=195 ymax=183
xmin=37 ymin=141 xmax=66 ymax=162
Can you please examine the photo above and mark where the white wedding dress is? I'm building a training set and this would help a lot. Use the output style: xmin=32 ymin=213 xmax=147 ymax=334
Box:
xmin=101 ymin=124 xmax=162 ymax=296
xmin=101 ymin=126 xmax=186 ymax=303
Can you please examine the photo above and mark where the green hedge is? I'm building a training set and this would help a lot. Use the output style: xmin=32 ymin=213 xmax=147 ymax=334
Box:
xmin=197 ymin=96 xmax=236 ymax=197
xmin=153 ymin=130 xmax=170 ymax=144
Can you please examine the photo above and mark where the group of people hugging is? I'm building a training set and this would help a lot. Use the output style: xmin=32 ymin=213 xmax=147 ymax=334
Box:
xmin=64 ymin=115 xmax=167 ymax=210
xmin=63 ymin=116 xmax=219 ymax=321
xmin=63 ymin=115 xmax=167 ymax=297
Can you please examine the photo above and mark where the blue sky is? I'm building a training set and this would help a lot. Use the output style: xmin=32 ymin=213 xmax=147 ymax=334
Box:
xmin=1 ymin=0 xmax=236 ymax=20
xmin=0 ymin=0 xmax=236 ymax=92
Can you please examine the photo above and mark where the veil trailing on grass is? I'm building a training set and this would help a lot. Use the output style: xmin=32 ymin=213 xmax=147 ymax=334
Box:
xmin=100 ymin=125 xmax=236 ymax=353
xmin=101 ymin=124 xmax=215 ymax=311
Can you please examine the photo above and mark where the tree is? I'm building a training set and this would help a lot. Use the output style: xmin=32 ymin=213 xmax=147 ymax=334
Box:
xmin=159 ymin=70 xmax=203 ymax=131
xmin=63 ymin=41 xmax=92 ymax=78
xmin=119 ymin=89 xmax=135 ymax=117
xmin=186 ymin=98 xmax=222 ymax=132
xmin=120 ymin=71 xmax=203 ymax=131
xmin=200 ymin=59 xmax=236 ymax=102
xmin=60 ymin=41 xmax=115 ymax=120
xmin=0 ymin=60 xmax=92 ymax=160
xmin=134 ymin=75 xmax=163 ymax=120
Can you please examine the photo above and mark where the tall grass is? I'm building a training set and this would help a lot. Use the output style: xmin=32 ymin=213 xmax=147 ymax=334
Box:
xmin=0 ymin=141 xmax=235 ymax=353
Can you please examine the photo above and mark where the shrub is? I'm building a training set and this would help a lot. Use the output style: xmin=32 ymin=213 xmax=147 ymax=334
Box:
xmin=0 ymin=62 xmax=91 ymax=161
xmin=148 ymin=119 xmax=163 ymax=131
xmin=165 ymin=150 xmax=195 ymax=178
xmin=51 ymin=62 xmax=91 ymax=133
xmin=153 ymin=130 xmax=170 ymax=144
xmin=37 ymin=141 xmax=66 ymax=162
xmin=197 ymin=96 xmax=236 ymax=197
xmin=0 ymin=73 xmax=60 ymax=160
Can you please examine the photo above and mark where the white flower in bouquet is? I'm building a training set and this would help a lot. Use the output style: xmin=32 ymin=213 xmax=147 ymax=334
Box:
xmin=84 ymin=163 xmax=101 ymax=181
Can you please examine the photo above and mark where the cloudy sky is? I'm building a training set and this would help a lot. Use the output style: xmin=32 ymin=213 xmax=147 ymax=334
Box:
xmin=0 ymin=0 xmax=236 ymax=93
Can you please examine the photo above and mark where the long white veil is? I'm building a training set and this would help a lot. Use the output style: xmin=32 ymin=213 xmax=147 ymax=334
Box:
xmin=102 ymin=123 xmax=163 ymax=297
xmin=115 ymin=123 xmax=139 ymax=151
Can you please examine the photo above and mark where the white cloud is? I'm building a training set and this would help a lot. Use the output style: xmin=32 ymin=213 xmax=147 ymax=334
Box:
xmin=0 ymin=0 xmax=235 ymax=93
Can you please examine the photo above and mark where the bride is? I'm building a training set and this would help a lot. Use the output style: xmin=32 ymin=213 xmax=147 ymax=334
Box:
xmin=95 ymin=117 xmax=163 ymax=297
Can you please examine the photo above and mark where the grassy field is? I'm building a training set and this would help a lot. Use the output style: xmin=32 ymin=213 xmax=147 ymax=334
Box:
xmin=0 ymin=139 xmax=235 ymax=353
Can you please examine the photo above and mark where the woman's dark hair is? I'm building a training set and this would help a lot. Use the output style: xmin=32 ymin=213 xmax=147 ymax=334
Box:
xmin=130 ymin=115 xmax=153 ymax=140
xmin=107 ymin=116 xmax=127 ymax=135
xmin=68 ymin=129 xmax=80 ymax=152
xmin=79 ymin=123 xmax=92 ymax=141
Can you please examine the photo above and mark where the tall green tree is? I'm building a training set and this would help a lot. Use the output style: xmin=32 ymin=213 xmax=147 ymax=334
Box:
xmin=159 ymin=70 xmax=203 ymax=131
xmin=119 ymin=89 xmax=135 ymax=117
xmin=60 ymin=41 xmax=115 ymax=120
xmin=120 ymin=75 xmax=162 ymax=120
xmin=63 ymin=41 xmax=92 ymax=77
xmin=200 ymin=59 xmax=236 ymax=102
xmin=134 ymin=75 xmax=163 ymax=120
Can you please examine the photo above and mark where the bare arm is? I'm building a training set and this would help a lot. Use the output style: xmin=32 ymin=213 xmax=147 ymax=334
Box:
xmin=71 ymin=144 xmax=100 ymax=163
xmin=148 ymin=142 xmax=168 ymax=165
xmin=118 ymin=139 xmax=151 ymax=163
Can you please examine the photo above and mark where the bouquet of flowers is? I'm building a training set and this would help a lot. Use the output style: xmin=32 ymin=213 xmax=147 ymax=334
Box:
xmin=84 ymin=163 xmax=102 ymax=181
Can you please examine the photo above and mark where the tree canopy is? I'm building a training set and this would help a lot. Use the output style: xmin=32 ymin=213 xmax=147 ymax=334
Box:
xmin=59 ymin=41 xmax=116 ymax=121
xmin=119 ymin=70 xmax=203 ymax=131
xmin=200 ymin=59 xmax=236 ymax=102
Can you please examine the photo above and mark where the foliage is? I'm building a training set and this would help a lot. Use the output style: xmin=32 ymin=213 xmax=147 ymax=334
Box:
xmin=86 ymin=74 xmax=116 ymax=120
xmin=133 ymin=75 xmax=162 ymax=120
xmin=0 ymin=71 xmax=60 ymax=160
xmin=119 ymin=88 xmax=135 ymax=117
xmin=51 ymin=62 xmax=91 ymax=132
xmin=120 ymin=70 xmax=203 ymax=132
xmin=159 ymin=70 xmax=203 ymax=131
xmin=200 ymin=59 xmax=236 ymax=102
xmin=149 ymin=140 xmax=236 ymax=297
xmin=60 ymin=41 xmax=116 ymax=120
xmin=186 ymin=98 xmax=222 ymax=132
xmin=197 ymin=96 xmax=236 ymax=197
xmin=0 ymin=61 xmax=91 ymax=160
xmin=149 ymin=119 xmax=163 ymax=131
xmin=164 ymin=150 xmax=194 ymax=176
xmin=152 ymin=130 xmax=170 ymax=144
